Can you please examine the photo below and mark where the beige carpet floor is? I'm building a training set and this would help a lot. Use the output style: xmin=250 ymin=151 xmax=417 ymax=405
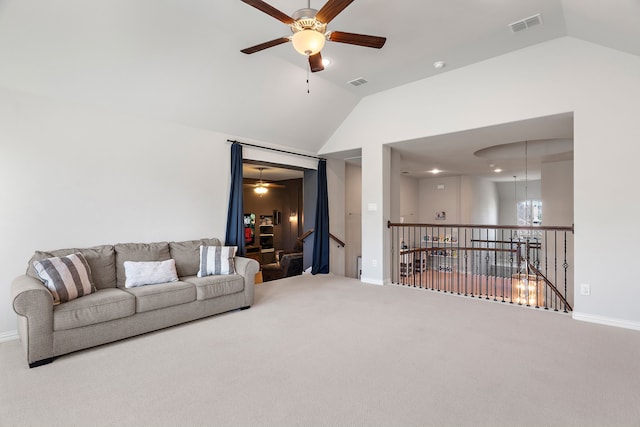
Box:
xmin=1 ymin=274 xmax=639 ymax=427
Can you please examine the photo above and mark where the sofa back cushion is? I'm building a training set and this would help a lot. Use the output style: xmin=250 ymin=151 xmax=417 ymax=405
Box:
xmin=27 ymin=245 xmax=117 ymax=289
xmin=114 ymin=242 xmax=171 ymax=288
xmin=169 ymin=238 xmax=221 ymax=278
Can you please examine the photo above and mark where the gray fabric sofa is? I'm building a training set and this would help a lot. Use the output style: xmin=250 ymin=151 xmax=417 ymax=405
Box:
xmin=11 ymin=238 xmax=259 ymax=368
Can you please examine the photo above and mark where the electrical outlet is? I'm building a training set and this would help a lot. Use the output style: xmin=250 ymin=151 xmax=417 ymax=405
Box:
xmin=372 ymin=259 xmax=377 ymax=268
xmin=580 ymin=283 xmax=591 ymax=296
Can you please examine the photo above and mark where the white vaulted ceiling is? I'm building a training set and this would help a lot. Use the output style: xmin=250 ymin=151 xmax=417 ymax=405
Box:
xmin=0 ymin=0 xmax=639 ymax=154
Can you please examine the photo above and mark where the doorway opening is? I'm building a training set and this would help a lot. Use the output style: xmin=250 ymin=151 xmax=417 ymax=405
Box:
xmin=242 ymin=160 xmax=310 ymax=280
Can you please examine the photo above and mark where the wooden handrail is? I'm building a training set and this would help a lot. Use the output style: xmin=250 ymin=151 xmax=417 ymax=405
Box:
xmin=388 ymin=220 xmax=574 ymax=233
xmin=401 ymin=247 xmax=518 ymax=254
xmin=329 ymin=234 xmax=346 ymax=248
xmin=299 ymin=229 xmax=346 ymax=248
xmin=527 ymin=262 xmax=572 ymax=312
xmin=299 ymin=229 xmax=313 ymax=241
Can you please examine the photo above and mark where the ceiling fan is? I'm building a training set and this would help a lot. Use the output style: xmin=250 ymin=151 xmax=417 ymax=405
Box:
xmin=244 ymin=167 xmax=285 ymax=195
xmin=240 ymin=0 xmax=387 ymax=72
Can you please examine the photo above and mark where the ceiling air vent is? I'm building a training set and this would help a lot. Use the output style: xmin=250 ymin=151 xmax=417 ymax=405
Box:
xmin=349 ymin=77 xmax=368 ymax=87
xmin=509 ymin=13 xmax=542 ymax=33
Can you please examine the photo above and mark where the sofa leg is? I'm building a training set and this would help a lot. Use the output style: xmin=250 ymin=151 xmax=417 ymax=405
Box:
xmin=29 ymin=357 xmax=55 ymax=368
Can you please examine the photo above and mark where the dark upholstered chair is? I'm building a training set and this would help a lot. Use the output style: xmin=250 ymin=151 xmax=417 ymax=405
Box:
xmin=261 ymin=252 xmax=304 ymax=282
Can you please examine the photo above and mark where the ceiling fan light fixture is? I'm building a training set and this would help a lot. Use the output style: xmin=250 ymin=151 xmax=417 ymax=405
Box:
xmin=254 ymin=185 xmax=268 ymax=195
xmin=291 ymin=29 xmax=326 ymax=55
xmin=240 ymin=0 xmax=387 ymax=70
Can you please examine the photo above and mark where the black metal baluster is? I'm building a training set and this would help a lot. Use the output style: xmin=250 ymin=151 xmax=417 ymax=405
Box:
xmin=392 ymin=225 xmax=396 ymax=284
xmin=439 ymin=227 xmax=443 ymax=292
xmin=525 ymin=236 xmax=531 ymax=307
xmin=463 ymin=228 xmax=469 ymax=296
xmin=509 ymin=229 xmax=514 ymax=304
xmin=469 ymin=228 xmax=474 ymax=297
xmin=448 ymin=226 xmax=452 ymax=293
xmin=552 ymin=230 xmax=558 ymax=311
xmin=563 ymin=231 xmax=569 ymax=313
xmin=500 ymin=228 xmax=506 ymax=303
xmin=456 ymin=226 xmax=461 ymax=295
xmin=544 ymin=230 xmax=549 ymax=310
xmin=495 ymin=228 xmax=499 ymax=300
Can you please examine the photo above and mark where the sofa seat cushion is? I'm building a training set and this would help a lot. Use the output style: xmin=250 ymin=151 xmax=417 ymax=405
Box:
xmin=124 ymin=281 xmax=196 ymax=313
xmin=53 ymin=288 xmax=135 ymax=331
xmin=182 ymin=275 xmax=244 ymax=301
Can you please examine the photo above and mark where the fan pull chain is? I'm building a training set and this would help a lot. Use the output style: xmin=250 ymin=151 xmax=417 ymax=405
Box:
xmin=307 ymin=63 xmax=311 ymax=94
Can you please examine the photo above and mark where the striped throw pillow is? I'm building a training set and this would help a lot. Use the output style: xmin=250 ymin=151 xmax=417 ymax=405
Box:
xmin=32 ymin=253 xmax=96 ymax=305
xmin=197 ymin=246 xmax=237 ymax=276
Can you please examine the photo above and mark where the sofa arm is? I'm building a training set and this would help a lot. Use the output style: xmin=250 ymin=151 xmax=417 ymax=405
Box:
xmin=11 ymin=275 xmax=55 ymax=367
xmin=234 ymin=256 xmax=260 ymax=306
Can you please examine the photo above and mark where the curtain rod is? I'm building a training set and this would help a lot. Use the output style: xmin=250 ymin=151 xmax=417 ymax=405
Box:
xmin=227 ymin=139 xmax=325 ymax=161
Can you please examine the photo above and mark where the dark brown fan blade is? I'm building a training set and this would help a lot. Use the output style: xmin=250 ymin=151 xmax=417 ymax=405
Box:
xmin=316 ymin=0 xmax=354 ymax=24
xmin=309 ymin=52 xmax=324 ymax=73
xmin=328 ymin=31 xmax=386 ymax=48
xmin=241 ymin=0 xmax=294 ymax=24
xmin=241 ymin=37 xmax=290 ymax=54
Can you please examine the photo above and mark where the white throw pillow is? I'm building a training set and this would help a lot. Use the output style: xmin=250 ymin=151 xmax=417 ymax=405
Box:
xmin=197 ymin=246 xmax=237 ymax=276
xmin=32 ymin=252 xmax=96 ymax=305
xmin=124 ymin=259 xmax=179 ymax=288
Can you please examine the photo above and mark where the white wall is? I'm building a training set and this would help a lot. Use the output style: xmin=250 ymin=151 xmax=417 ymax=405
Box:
xmin=399 ymin=175 xmax=419 ymax=225
xmin=460 ymin=176 xmax=498 ymax=225
xmin=418 ymin=175 xmax=497 ymax=226
xmin=541 ymin=160 xmax=574 ymax=305
xmin=418 ymin=176 xmax=461 ymax=224
xmin=497 ymin=180 xmax=542 ymax=225
xmin=0 ymin=87 xmax=316 ymax=337
xmin=359 ymin=144 xmax=390 ymax=285
xmin=320 ymin=37 xmax=640 ymax=328
xmin=541 ymin=161 xmax=573 ymax=226
xmin=344 ymin=163 xmax=362 ymax=278
xmin=326 ymin=158 xmax=346 ymax=276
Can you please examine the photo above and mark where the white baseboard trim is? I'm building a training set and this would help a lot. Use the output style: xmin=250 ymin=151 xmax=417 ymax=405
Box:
xmin=573 ymin=312 xmax=640 ymax=331
xmin=0 ymin=330 xmax=19 ymax=343
xmin=360 ymin=277 xmax=384 ymax=286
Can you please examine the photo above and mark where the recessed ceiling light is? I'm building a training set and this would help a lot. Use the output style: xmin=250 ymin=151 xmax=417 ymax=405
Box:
xmin=430 ymin=168 xmax=441 ymax=174
xmin=322 ymin=58 xmax=331 ymax=67
xmin=433 ymin=61 xmax=445 ymax=69
xmin=494 ymin=168 xmax=503 ymax=173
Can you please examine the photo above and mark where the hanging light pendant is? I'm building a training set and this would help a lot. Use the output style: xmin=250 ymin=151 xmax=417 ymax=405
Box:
xmin=254 ymin=167 xmax=269 ymax=196
xmin=510 ymin=140 xmax=543 ymax=307
xmin=511 ymin=273 xmax=544 ymax=306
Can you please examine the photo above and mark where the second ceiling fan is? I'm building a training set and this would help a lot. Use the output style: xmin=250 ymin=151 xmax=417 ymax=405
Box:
xmin=240 ymin=0 xmax=386 ymax=72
